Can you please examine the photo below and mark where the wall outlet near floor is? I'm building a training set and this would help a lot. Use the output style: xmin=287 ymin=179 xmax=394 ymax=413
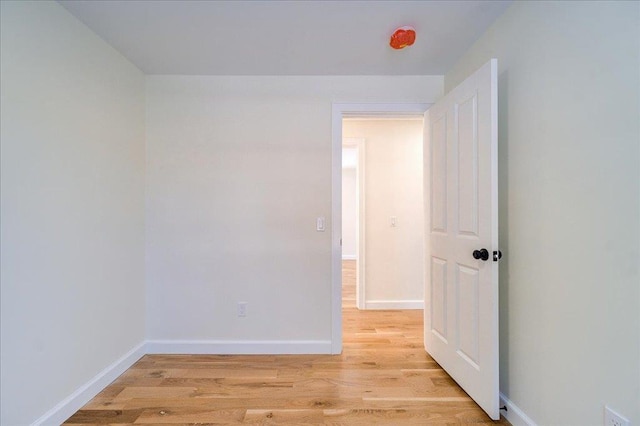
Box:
xmin=237 ymin=302 xmax=248 ymax=317
xmin=605 ymin=406 xmax=629 ymax=426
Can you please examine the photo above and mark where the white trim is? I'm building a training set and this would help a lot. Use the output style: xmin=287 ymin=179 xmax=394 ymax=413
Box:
xmin=31 ymin=342 xmax=146 ymax=426
xmin=364 ymin=300 xmax=424 ymax=310
xmin=146 ymin=340 xmax=333 ymax=355
xmin=499 ymin=392 xmax=537 ymax=426
xmin=341 ymin=255 xmax=357 ymax=260
xmin=332 ymin=103 xmax=431 ymax=355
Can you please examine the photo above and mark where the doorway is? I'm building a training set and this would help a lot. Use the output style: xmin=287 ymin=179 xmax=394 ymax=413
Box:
xmin=342 ymin=118 xmax=425 ymax=312
xmin=331 ymin=103 xmax=431 ymax=354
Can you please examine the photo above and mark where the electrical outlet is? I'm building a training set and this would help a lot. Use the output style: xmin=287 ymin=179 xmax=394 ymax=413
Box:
xmin=605 ymin=406 xmax=629 ymax=426
xmin=237 ymin=302 xmax=248 ymax=317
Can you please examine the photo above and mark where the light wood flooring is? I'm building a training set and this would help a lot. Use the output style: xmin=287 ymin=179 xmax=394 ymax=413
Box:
xmin=65 ymin=260 xmax=508 ymax=425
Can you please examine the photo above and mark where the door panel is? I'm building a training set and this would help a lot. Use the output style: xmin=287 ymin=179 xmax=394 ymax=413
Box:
xmin=430 ymin=114 xmax=448 ymax=233
xmin=457 ymin=94 xmax=479 ymax=237
xmin=424 ymin=59 xmax=499 ymax=420
xmin=430 ymin=257 xmax=448 ymax=341
xmin=456 ymin=264 xmax=480 ymax=367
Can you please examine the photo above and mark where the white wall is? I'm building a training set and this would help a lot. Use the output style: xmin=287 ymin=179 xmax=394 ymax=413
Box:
xmin=343 ymin=119 xmax=424 ymax=308
xmin=445 ymin=1 xmax=640 ymax=424
xmin=342 ymin=166 xmax=357 ymax=259
xmin=145 ymin=76 xmax=442 ymax=345
xmin=0 ymin=2 xmax=146 ymax=424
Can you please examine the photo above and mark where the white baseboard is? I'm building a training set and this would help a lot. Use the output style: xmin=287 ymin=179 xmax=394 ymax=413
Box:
xmin=146 ymin=340 xmax=333 ymax=355
xmin=364 ymin=300 xmax=424 ymax=310
xmin=500 ymin=392 xmax=537 ymax=426
xmin=32 ymin=342 xmax=146 ymax=426
xmin=341 ymin=255 xmax=357 ymax=260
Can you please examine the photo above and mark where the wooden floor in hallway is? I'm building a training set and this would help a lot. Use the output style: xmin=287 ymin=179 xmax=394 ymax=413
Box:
xmin=65 ymin=260 xmax=508 ymax=425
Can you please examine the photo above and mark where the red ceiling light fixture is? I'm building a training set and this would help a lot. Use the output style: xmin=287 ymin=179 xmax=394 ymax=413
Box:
xmin=389 ymin=26 xmax=416 ymax=50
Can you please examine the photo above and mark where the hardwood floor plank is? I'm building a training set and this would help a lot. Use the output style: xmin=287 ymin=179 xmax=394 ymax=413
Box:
xmin=243 ymin=409 xmax=325 ymax=423
xmin=64 ymin=410 xmax=144 ymax=424
xmin=164 ymin=369 xmax=279 ymax=379
xmin=134 ymin=408 xmax=245 ymax=424
xmin=64 ymin=260 xmax=509 ymax=425
xmin=114 ymin=387 xmax=198 ymax=400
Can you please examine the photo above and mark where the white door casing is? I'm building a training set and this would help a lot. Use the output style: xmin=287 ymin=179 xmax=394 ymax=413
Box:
xmin=331 ymin=103 xmax=431 ymax=354
xmin=423 ymin=59 xmax=499 ymax=419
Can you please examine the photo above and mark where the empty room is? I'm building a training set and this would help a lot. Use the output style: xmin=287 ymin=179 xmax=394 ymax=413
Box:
xmin=1 ymin=1 xmax=638 ymax=425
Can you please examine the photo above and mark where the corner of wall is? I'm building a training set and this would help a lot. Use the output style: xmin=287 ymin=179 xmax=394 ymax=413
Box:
xmin=31 ymin=342 xmax=146 ymax=426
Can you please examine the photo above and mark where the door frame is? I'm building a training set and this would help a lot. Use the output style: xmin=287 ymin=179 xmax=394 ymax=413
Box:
xmin=331 ymin=103 xmax=432 ymax=354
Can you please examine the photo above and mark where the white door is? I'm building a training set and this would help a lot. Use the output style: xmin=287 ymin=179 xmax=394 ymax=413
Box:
xmin=424 ymin=59 xmax=499 ymax=420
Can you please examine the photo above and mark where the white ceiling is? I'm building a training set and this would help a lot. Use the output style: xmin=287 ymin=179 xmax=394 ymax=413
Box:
xmin=58 ymin=0 xmax=511 ymax=76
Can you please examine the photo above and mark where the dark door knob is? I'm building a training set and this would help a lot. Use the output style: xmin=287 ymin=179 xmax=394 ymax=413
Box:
xmin=473 ymin=248 xmax=489 ymax=261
